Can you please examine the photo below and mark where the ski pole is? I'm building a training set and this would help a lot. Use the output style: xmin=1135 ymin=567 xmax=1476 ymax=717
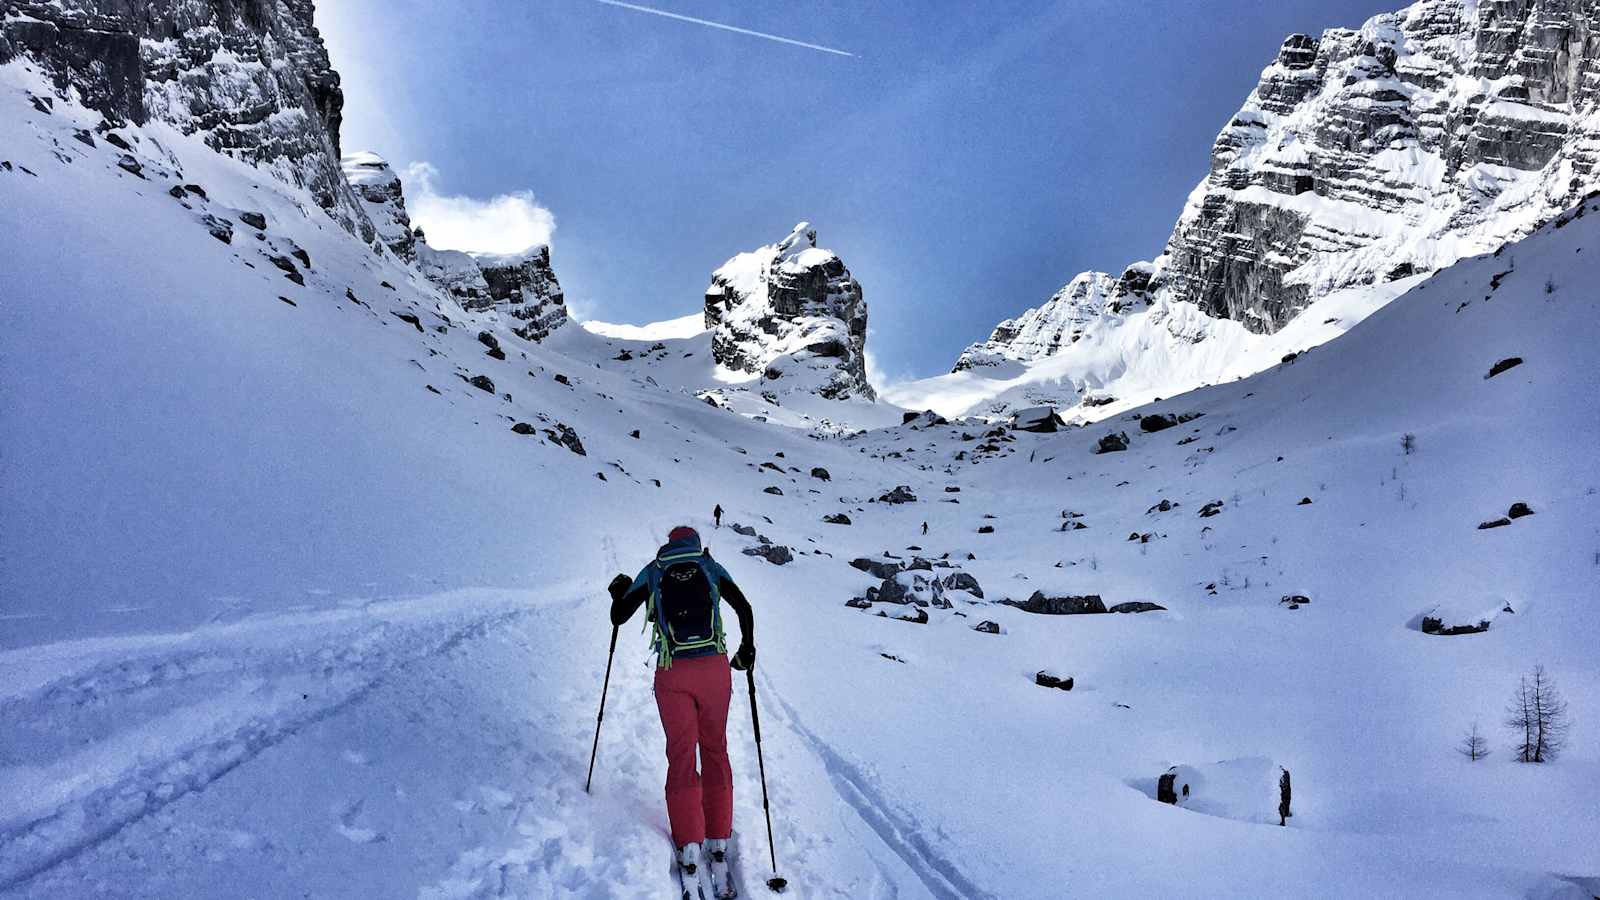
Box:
xmin=585 ymin=624 xmax=620 ymax=794
xmin=745 ymin=666 xmax=788 ymax=893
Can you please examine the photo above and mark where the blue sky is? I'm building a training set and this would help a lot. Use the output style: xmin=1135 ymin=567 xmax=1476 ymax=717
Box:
xmin=320 ymin=0 xmax=1398 ymax=381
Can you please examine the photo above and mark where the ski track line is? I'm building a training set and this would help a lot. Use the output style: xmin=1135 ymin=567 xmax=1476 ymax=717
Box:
xmin=762 ymin=675 xmax=995 ymax=900
xmin=0 ymin=600 xmax=574 ymax=893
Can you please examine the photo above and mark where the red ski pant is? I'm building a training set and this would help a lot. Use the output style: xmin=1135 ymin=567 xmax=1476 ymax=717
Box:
xmin=653 ymin=653 xmax=733 ymax=848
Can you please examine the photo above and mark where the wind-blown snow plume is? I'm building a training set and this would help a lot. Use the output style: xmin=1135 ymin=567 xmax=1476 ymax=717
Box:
xmin=403 ymin=162 xmax=556 ymax=255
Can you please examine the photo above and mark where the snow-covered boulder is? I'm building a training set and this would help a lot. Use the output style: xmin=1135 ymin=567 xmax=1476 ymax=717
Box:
xmin=1156 ymin=758 xmax=1293 ymax=827
xmin=1011 ymin=406 xmax=1066 ymax=433
xmin=705 ymin=222 xmax=872 ymax=400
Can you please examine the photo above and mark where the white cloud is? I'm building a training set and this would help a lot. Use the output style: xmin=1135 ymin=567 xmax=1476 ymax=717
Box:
xmin=403 ymin=162 xmax=556 ymax=255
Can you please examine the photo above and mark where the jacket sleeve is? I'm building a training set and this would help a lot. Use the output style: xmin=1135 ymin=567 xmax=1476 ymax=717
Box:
xmin=718 ymin=575 xmax=754 ymax=647
xmin=610 ymin=568 xmax=652 ymax=627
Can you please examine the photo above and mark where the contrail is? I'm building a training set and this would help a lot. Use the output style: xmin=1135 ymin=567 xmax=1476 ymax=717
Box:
xmin=589 ymin=0 xmax=855 ymax=58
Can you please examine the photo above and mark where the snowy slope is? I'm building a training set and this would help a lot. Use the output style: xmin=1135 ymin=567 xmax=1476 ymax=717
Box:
xmin=4 ymin=40 xmax=1600 ymax=900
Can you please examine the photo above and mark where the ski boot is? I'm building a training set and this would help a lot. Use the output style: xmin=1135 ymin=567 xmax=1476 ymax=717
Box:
xmin=706 ymin=837 xmax=737 ymax=899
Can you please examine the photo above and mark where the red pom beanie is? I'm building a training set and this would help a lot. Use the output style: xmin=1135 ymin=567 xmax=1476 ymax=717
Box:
xmin=668 ymin=525 xmax=698 ymax=542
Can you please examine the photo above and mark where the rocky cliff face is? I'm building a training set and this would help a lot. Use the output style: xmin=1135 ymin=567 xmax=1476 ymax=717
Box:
xmin=2 ymin=0 xmax=371 ymax=239
xmin=705 ymin=222 xmax=873 ymax=401
xmin=961 ymin=0 xmax=1600 ymax=371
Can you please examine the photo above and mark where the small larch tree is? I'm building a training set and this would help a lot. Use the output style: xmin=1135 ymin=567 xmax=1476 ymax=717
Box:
xmin=1504 ymin=665 xmax=1571 ymax=762
xmin=1458 ymin=721 xmax=1490 ymax=761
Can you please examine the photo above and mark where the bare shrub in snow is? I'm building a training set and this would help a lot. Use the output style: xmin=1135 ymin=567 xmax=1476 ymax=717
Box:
xmin=1457 ymin=722 xmax=1490 ymax=761
xmin=1504 ymin=665 xmax=1570 ymax=763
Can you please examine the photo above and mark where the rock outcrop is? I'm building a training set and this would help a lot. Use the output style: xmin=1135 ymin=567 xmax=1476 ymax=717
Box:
xmin=705 ymin=222 xmax=872 ymax=400
xmin=3 ymin=0 xmax=372 ymax=239
xmin=342 ymin=151 xmax=414 ymax=261
xmin=957 ymin=0 xmax=1600 ymax=367
xmin=343 ymin=153 xmax=566 ymax=342
xmin=414 ymin=241 xmax=568 ymax=342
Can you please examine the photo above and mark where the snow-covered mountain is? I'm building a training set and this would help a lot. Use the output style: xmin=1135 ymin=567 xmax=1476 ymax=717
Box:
xmin=937 ymin=0 xmax=1600 ymax=420
xmin=3 ymin=2 xmax=1598 ymax=898
xmin=706 ymin=222 xmax=874 ymax=402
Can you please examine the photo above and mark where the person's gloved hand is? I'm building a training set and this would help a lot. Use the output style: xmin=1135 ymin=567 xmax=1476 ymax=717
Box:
xmin=607 ymin=573 xmax=631 ymax=603
xmin=730 ymin=642 xmax=755 ymax=671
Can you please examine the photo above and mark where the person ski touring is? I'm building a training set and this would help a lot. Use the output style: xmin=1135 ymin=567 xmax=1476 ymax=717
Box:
xmin=921 ymin=521 xmax=928 ymax=536
xmin=608 ymin=526 xmax=754 ymax=898
xmin=713 ymin=504 xmax=723 ymax=528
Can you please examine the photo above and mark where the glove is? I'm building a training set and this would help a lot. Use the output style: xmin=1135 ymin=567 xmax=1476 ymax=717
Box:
xmin=730 ymin=642 xmax=755 ymax=671
xmin=607 ymin=573 xmax=631 ymax=603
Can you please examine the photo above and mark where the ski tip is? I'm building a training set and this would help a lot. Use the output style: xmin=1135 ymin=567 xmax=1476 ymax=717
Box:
xmin=766 ymin=876 xmax=788 ymax=893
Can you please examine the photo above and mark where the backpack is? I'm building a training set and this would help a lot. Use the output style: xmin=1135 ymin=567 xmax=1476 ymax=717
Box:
xmin=636 ymin=537 xmax=727 ymax=668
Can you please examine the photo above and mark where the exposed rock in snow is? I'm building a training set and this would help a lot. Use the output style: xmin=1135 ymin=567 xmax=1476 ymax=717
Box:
xmin=705 ymin=222 xmax=872 ymax=400
xmin=2 ymin=0 xmax=373 ymax=240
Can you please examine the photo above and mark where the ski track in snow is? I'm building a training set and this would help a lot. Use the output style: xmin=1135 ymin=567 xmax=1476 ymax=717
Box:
xmin=0 ymin=600 xmax=546 ymax=892
xmin=763 ymin=678 xmax=991 ymax=900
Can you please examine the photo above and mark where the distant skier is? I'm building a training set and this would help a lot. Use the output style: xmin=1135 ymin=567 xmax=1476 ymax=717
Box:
xmin=713 ymin=504 xmax=723 ymax=528
xmin=608 ymin=526 xmax=754 ymax=898
xmin=921 ymin=521 xmax=928 ymax=536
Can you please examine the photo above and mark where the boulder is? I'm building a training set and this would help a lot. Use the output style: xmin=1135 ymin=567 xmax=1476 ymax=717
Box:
xmin=742 ymin=543 xmax=794 ymax=566
xmin=1006 ymin=592 xmax=1107 ymax=615
xmin=468 ymin=374 xmax=496 ymax=393
xmin=876 ymin=570 xmax=940 ymax=607
xmin=845 ymin=597 xmax=872 ymax=609
xmin=810 ymin=467 xmax=832 ymax=481
xmin=1094 ymin=432 xmax=1129 ymax=454
xmin=822 ymin=513 xmax=852 ymax=525
xmin=1109 ymin=601 xmax=1166 ymax=613
xmin=849 ymin=557 xmax=903 ymax=580
xmin=941 ymin=572 xmax=984 ymax=599
xmin=730 ymin=523 xmax=758 ymax=537
xmin=543 ymin=423 xmax=586 ymax=456
xmin=1140 ymin=413 xmax=1179 ymax=433
xmin=882 ymin=606 xmax=929 ymax=624
xmin=1420 ymin=616 xmax=1489 ymax=636
xmin=1485 ymin=357 xmax=1523 ymax=379
xmin=972 ymin=620 xmax=1002 ymax=634
xmin=1147 ymin=499 xmax=1178 ymax=514
xmin=1279 ymin=594 xmax=1311 ymax=609
xmin=1011 ymin=406 xmax=1066 ymax=433
xmin=1507 ymin=502 xmax=1534 ymax=519
xmin=877 ymin=485 xmax=917 ymax=504
xmin=1035 ymin=671 xmax=1074 ymax=691
xmin=238 ymin=210 xmax=267 ymax=230
xmin=763 ymin=486 xmax=784 ymax=496
xmin=1477 ymin=517 xmax=1511 ymax=530
xmin=1198 ymin=500 xmax=1225 ymax=518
